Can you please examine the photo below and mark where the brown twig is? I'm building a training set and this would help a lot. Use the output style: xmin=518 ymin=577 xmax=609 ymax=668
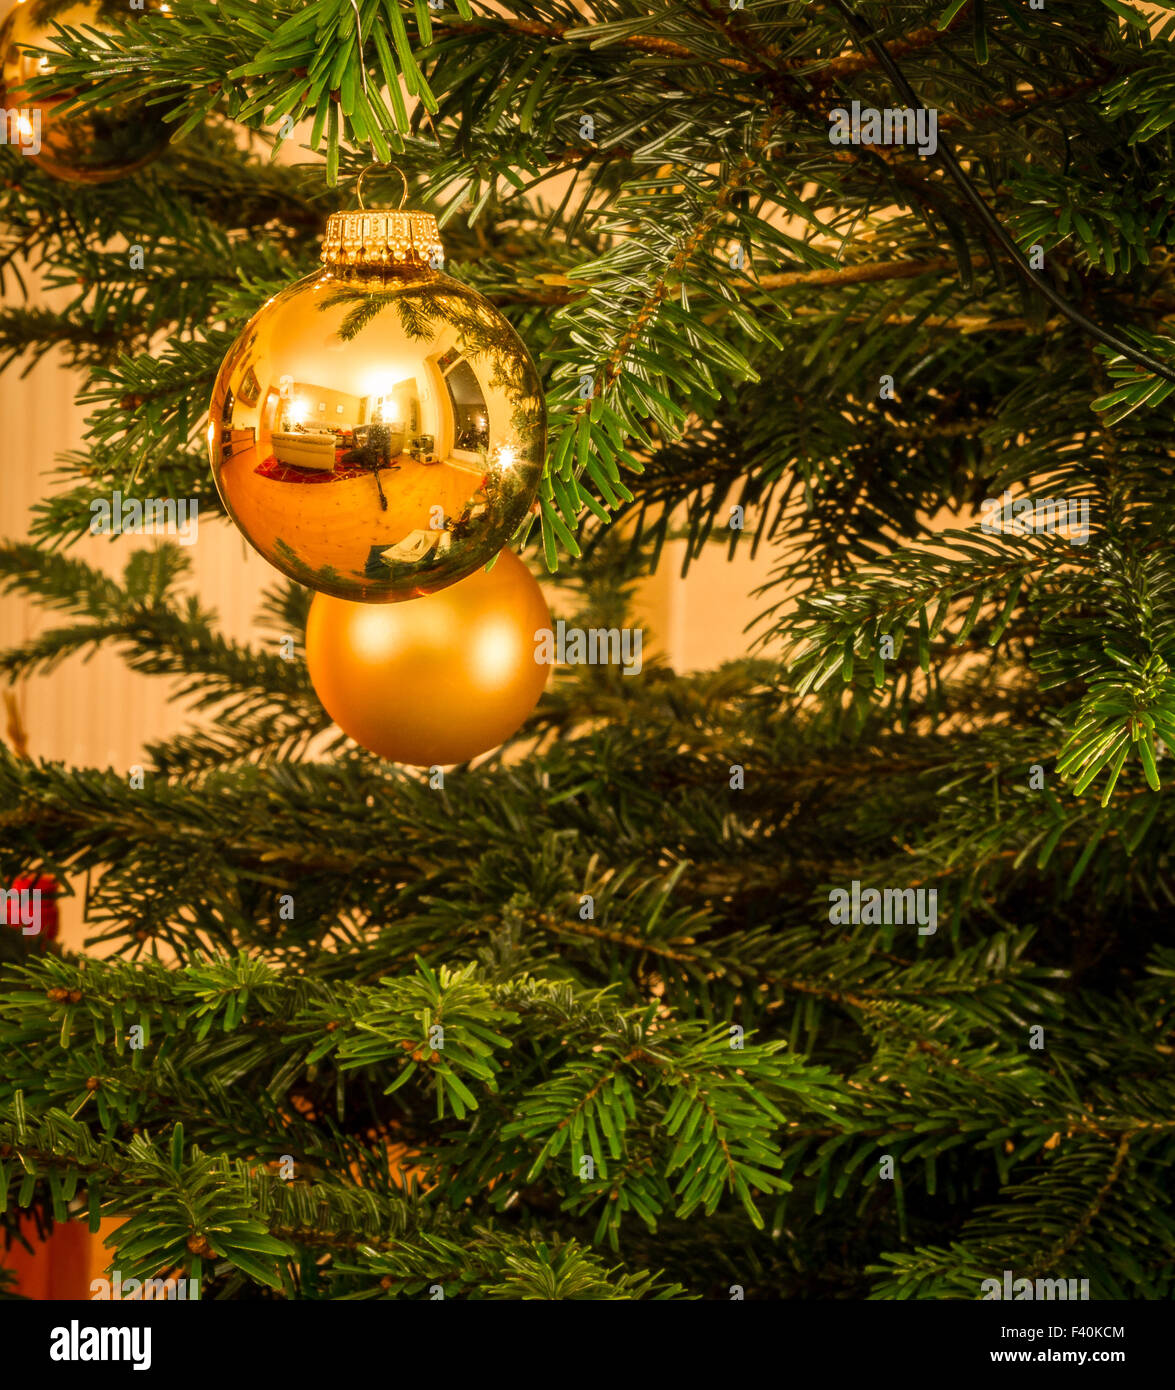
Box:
xmin=436 ymin=12 xmax=966 ymax=87
xmin=753 ymin=253 xmax=989 ymax=291
xmin=586 ymin=113 xmax=784 ymax=402
xmin=3 ymin=690 xmax=29 ymax=759
xmin=1027 ymin=1132 xmax=1132 ymax=1277
xmin=937 ymin=77 xmax=1109 ymax=133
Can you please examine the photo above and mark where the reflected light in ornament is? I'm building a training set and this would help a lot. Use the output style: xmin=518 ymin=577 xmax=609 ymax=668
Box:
xmin=349 ymin=606 xmax=399 ymax=665
xmin=495 ymin=443 xmax=518 ymax=470
xmin=364 ymin=372 xmax=411 ymax=399
xmin=473 ymin=619 xmax=525 ymax=688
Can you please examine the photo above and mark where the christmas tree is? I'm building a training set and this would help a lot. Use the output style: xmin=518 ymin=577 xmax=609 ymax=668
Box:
xmin=2 ymin=0 xmax=1174 ymax=1304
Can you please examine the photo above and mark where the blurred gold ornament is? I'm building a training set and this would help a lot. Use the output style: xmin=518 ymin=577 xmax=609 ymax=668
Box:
xmin=0 ymin=1 xmax=171 ymax=184
xmin=305 ymin=547 xmax=552 ymax=766
xmin=208 ymin=191 xmax=546 ymax=603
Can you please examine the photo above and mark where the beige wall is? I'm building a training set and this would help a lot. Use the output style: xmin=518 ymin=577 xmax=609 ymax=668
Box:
xmin=0 ymin=342 xmax=279 ymax=771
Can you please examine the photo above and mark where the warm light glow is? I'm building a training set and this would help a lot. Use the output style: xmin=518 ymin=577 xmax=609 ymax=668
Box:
xmin=16 ymin=115 xmax=34 ymax=138
xmin=366 ymin=374 xmax=406 ymax=400
xmin=206 ymin=422 xmax=215 ymax=446
xmin=350 ymin=608 xmax=399 ymax=663
xmin=494 ymin=443 xmax=518 ymax=470
xmin=472 ymin=620 xmax=521 ymax=687
xmin=288 ymin=397 xmax=308 ymax=426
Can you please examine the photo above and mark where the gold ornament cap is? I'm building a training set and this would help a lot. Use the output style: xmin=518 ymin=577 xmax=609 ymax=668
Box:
xmin=321 ymin=209 xmax=444 ymax=273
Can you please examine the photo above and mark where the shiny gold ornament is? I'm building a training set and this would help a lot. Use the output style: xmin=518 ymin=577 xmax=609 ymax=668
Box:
xmin=305 ymin=547 xmax=552 ymax=766
xmin=0 ymin=1 xmax=171 ymax=184
xmin=208 ymin=200 xmax=546 ymax=603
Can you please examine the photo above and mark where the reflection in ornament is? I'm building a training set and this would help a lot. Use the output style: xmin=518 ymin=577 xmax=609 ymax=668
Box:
xmin=208 ymin=208 xmax=546 ymax=603
xmin=0 ymin=1 xmax=171 ymax=183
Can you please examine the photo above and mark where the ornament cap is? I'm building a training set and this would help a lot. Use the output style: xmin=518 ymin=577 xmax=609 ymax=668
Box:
xmin=321 ymin=209 xmax=444 ymax=273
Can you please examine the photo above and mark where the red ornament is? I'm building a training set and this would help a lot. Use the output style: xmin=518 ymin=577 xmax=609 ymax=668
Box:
xmin=4 ymin=875 xmax=59 ymax=942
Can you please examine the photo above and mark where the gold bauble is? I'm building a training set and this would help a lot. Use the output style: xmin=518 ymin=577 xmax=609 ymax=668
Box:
xmin=0 ymin=1 xmax=171 ymax=184
xmin=305 ymin=547 xmax=551 ymax=766
xmin=208 ymin=207 xmax=546 ymax=602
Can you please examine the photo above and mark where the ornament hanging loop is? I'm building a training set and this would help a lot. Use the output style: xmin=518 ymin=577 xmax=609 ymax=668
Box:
xmin=357 ymin=162 xmax=409 ymax=211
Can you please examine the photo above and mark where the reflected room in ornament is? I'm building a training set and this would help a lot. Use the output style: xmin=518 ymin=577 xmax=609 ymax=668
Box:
xmin=208 ymin=206 xmax=546 ymax=603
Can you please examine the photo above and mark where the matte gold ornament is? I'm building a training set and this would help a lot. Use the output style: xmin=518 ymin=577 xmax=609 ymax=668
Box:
xmin=305 ymin=547 xmax=552 ymax=766
xmin=208 ymin=190 xmax=546 ymax=603
xmin=0 ymin=1 xmax=171 ymax=184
